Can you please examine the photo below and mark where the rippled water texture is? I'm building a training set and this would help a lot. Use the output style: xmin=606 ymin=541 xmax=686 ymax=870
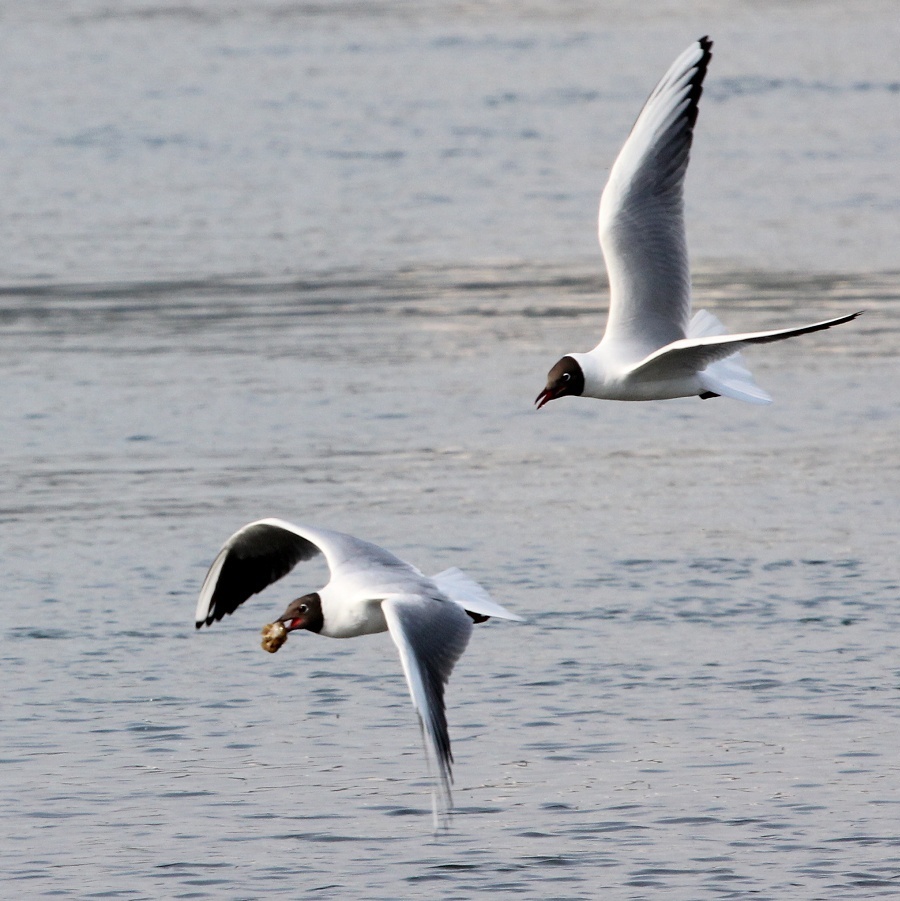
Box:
xmin=3 ymin=266 xmax=898 ymax=899
xmin=2 ymin=1 xmax=899 ymax=281
xmin=2 ymin=2 xmax=900 ymax=898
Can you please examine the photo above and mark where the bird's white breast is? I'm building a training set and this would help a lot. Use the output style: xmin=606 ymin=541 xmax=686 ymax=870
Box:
xmin=318 ymin=568 xmax=431 ymax=638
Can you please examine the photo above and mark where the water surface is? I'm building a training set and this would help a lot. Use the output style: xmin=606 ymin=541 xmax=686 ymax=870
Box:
xmin=2 ymin=266 xmax=898 ymax=899
xmin=2 ymin=2 xmax=899 ymax=898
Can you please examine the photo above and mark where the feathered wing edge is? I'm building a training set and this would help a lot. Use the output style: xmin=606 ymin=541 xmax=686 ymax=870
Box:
xmin=382 ymin=595 xmax=473 ymax=831
xmin=623 ymin=310 xmax=863 ymax=401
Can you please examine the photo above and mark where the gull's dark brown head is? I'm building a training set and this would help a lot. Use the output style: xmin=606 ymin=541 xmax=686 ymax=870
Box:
xmin=278 ymin=592 xmax=324 ymax=634
xmin=535 ymin=356 xmax=585 ymax=409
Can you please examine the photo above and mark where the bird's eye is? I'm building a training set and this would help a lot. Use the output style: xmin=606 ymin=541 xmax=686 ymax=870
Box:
xmin=298 ymin=604 xmax=308 ymax=614
xmin=562 ymin=372 xmax=571 ymax=382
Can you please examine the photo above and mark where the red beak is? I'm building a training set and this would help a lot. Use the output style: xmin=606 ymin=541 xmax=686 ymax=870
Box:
xmin=535 ymin=388 xmax=554 ymax=410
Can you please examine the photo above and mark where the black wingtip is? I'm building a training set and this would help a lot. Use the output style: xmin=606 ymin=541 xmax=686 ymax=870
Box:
xmin=691 ymin=36 xmax=714 ymax=99
xmin=677 ymin=36 xmax=714 ymax=144
xmin=829 ymin=310 xmax=864 ymax=327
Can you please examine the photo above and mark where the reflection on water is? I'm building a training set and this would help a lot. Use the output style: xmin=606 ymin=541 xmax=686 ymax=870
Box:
xmin=1 ymin=263 xmax=895 ymax=340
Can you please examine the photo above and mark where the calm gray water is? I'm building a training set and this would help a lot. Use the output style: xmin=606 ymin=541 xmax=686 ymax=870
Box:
xmin=2 ymin=3 xmax=900 ymax=899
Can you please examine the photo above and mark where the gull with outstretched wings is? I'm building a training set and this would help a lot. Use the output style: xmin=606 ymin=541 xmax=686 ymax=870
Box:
xmin=195 ymin=518 xmax=521 ymax=829
xmin=536 ymin=37 xmax=860 ymax=409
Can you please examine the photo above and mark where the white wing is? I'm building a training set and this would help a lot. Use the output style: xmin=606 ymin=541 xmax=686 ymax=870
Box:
xmin=624 ymin=311 xmax=863 ymax=383
xmin=597 ymin=37 xmax=713 ymax=359
xmin=431 ymin=568 xmax=524 ymax=621
xmin=382 ymin=594 xmax=473 ymax=829
xmin=195 ymin=518 xmax=413 ymax=628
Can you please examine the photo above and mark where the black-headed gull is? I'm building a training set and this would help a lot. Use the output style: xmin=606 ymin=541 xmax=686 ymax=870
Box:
xmin=194 ymin=517 xmax=521 ymax=827
xmin=536 ymin=36 xmax=861 ymax=408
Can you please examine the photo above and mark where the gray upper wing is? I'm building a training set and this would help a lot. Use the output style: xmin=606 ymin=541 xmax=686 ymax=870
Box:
xmin=381 ymin=594 xmax=473 ymax=824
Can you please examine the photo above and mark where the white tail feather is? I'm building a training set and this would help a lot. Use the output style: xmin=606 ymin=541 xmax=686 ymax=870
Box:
xmin=432 ymin=568 xmax=523 ymax=621
xmin=689 ymin=309 xmax=773 ymax=405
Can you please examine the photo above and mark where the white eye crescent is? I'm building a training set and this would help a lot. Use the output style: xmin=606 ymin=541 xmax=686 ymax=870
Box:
xmin=562 ymin=373 xmax=571 ymax=381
